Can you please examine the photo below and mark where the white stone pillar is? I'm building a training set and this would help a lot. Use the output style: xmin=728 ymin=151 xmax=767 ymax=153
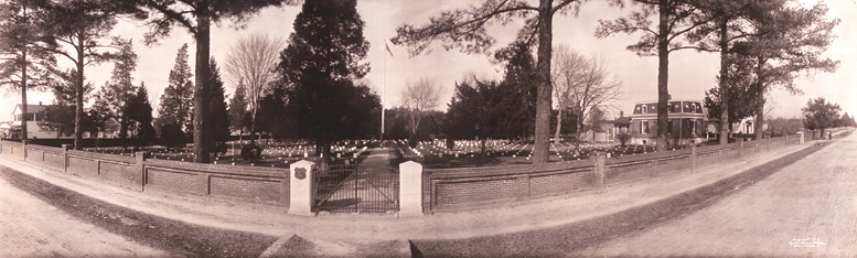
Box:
xmin=797 ymin=131 xmax=805 ymax=144
xmin=289 ymin=160 xmax=316 ymax=216
xmin=399 ymin=161 xmax=424 ymax=217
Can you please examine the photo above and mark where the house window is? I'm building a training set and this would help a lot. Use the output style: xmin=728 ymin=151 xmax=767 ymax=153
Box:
xmin=642 ymin=120 xmax=649 ymax=134
xmin=642 ymin=105 xmax=648 ymax=114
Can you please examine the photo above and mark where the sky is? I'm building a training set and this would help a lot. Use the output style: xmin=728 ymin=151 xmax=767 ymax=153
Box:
xmin=2 ymin=0 xmax=855 ymax=122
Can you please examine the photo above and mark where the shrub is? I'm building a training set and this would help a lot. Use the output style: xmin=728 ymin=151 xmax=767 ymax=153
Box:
xmin=241 ymin=144 xmax=263 ymax=162
xmin=408 ymin=135 xmax=419 ymax=149
xmin=210 ymin=142 xmax=228 ymax=159
xmin=159 ymin=124 xmax=186 ymax=150
xmin=617 ymin=131 xmax=632 ymax=147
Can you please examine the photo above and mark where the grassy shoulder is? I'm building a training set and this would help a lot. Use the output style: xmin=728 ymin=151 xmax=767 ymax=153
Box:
xmin=0 ymin=166 xmax=278 ymax=258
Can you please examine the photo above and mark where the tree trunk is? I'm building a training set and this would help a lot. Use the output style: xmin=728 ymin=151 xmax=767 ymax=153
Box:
xmin=120 ymin=116 xmax=128 ymax=147
xmin=532 ymin=0 xmax=554 ymax=163
xmin=755 ymin=102 xmax=764 ymax=140
xmin=20 ymin=46 xmax=28 ymax=140
xmin=754 ymin=57 xmax=765 ymax=141
xmin=575 ymin=113 xmax=582 ymax=155
xmin=718 ymin=18 xmax=730 ymax=145
xmin=192 ymin=14 xmax=211 ymax=163
xmin=478 ymin=137 xmax=486 ymax=166
xmin=74 ymin=34 xmax=85 ymax=150
xmin=554 ymin=106 xmax=562 ymax=145
xmin=250 ymin=107 xmax=257 ymax=144
xmin=655 ymin=0 xmax=670 ymax=152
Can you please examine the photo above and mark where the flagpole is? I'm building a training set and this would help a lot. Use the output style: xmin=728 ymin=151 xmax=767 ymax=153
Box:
xmin=381 ymin=42 xmax=386 ymax=146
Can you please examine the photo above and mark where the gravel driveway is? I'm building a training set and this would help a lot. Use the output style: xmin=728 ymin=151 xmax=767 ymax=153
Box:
xmin=0 ymin=169 xmax=169 ymax=257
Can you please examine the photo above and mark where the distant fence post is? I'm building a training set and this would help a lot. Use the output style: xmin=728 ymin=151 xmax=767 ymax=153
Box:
xmin=740 ymin=140 xmax=745 ymax=161
xmin=62 ymin=144 xmax=71 ymax=173
xmin=690 ymin=142 xmax=697 ymax=172
xmin=289 ymin=160 xmax=316 ymax=216
xmin=135 ymin=151 xmax=150 ymax=192
xmin=399 ymin=161 xmax=424 ymax=217
xmin=593 ymin=151 xmax=607 ymax=187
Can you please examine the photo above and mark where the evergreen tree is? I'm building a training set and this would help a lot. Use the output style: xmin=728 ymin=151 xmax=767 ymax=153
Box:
xmin=839 ymin=112 xmax=852 ymax=128
xmin=494 ymin=42 xmax=537 ymax=141
xmin=125 ymin=84 xmax=155 ymax=148
xmin=207 ymin=58 xmax=230 ymax=157
xmin=96 ymin=38 xmax=137 ymax=142
xmin=41 ymin=0 xmax=141 ymax=149
xmin=446 ymin=78 xmax=500 ymax=166
xmin=279 ymin=0 xmax=379 ymax=165
xmin=744 ymin=2 xmax=838 ymax=140
xmin=157 ymin=43 xmax=194 ymax=133
xmin=802 ymin=97 xmax=840 ymax=136
xmin=703 ymin=43 xmax=762 ymax=131
xmin=256 ymin=87 xmax=291 ymax=141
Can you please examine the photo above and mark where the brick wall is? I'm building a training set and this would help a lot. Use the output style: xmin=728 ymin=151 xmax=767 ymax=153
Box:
xmin=421 ymin=134 xmax=803 ymax=214
xmin=0 ymin=140 xmax=290 ymax=208
xmin=424 ymin=161 xmax=594 ymax=213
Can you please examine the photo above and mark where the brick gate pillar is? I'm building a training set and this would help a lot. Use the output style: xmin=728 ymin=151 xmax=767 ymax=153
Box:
xmin=289 ymin=160 xmax=316 ymax=216
xmin=135 ymin=151 xmax=150 ymax=192
xmin=399 ymin=161 xmax=423 ymax=217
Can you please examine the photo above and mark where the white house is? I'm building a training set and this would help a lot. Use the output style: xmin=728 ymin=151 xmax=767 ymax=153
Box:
xmin=10 ymin=103 xmax=69 ymax=139
xmin=732 ymin=117 xmax=768 ymax=135
xmin=627 ymin=99 xmax=708 ymax=145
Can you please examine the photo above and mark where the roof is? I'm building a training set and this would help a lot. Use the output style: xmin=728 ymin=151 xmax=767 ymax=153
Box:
xmin=13 ymin=104 xmax=50 ymax=114
xmin=614 ymin=117 xmax=632 ymax=125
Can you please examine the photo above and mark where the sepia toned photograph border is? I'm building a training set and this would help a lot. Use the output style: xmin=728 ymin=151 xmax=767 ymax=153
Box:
xmin=0 ymin=0 xmax=855 ymax=257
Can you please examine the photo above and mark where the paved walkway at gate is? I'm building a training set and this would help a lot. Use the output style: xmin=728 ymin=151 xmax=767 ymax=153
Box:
xmin=317 ymin=148 xmax=399 ymax=213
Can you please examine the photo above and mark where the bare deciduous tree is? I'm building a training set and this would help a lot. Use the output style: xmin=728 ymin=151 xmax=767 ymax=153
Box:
xmin=224 ymin=33 xmax=284 ymax=143
xmin=401 ymin=77 xmax=443 ymax=138
xmin=551 ymin=44 xmax=586 ymax=144
xmin=552 ymin=47 xmax=622 ymax=153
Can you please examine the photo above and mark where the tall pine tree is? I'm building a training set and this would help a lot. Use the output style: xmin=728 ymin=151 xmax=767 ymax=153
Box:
xmin=0 ymin=0 xmax=56 ymax=139
xmin=95 ymin=38 xmax=137 ymax=142
xmin=157 ymin=43 xmax=194 ymax=133
xmin=41 ymin=0 xmax=140 ymax=149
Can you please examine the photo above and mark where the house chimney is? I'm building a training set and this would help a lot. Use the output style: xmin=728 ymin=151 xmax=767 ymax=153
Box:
xmin=39 ymin=101 xmax=42 ymax=106
xmin=620 ymin=111 xmax=624 ymax=118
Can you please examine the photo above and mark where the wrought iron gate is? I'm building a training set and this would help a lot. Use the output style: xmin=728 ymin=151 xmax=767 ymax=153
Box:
xmin=314 ymin=163 xmax=399 ymax=214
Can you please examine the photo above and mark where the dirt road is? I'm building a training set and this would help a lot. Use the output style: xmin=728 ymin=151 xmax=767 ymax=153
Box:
xmin=0 ymin=168 xmax=169 ymax=258
xmin=579 ymin=133 xmax=857 ymax=257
